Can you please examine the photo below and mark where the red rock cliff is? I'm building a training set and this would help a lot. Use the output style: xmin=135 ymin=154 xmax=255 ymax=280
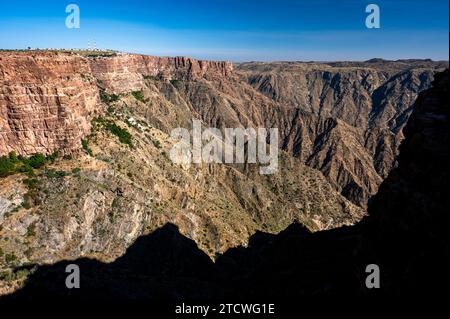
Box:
xmin=0 ymin=51 xmax=234 ymax=156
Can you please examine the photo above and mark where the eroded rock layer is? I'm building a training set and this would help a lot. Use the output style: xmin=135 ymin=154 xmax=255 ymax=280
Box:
xmin=0 ymin=52 xmax=233 ymax=156
xmin=0 ymin=52 xmax=447 ymax=295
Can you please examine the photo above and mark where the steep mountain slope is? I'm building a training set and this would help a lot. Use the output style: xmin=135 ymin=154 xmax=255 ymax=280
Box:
xmin=3 ymin=69 xmax=447 ymax=300
xmin=0 ymin=51 xmax=364 ymax=294
xmin=0 ymin=51 xmax=446 ymax=295
xmin=1 ymin=52 xmax=446 ymax=207
xmin=236 ymin=60 xmax=447 ymax=205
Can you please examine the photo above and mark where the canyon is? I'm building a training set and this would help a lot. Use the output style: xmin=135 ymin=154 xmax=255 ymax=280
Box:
xmin=3 ymin=68 xmax=447 ymax=299
xmin=0 ymin=50 xmax=447 ymax=295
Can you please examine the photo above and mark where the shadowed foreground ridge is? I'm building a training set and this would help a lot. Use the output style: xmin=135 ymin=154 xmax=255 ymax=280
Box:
xmin=2 ymin=69 xmax=448 ymax=300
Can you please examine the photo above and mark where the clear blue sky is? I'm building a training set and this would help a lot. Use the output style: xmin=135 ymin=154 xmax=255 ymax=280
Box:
xmin=0 ymin=0 xmax=448 ymax=61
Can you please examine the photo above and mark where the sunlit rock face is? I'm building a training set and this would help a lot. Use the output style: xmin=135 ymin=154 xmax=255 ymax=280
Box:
xmin=0 ymin=52 xmax=234 ymax=156
xmin=0 ymin=51 xmax=447 ymax=296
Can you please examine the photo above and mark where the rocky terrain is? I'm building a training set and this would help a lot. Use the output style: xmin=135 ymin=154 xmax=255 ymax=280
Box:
xmin=0 ymin=51 xmax=447 ymax=295
xmin=2 ymin=69 xmax=447 ymax=300
xmin=236 ymin=59 xmax=447 ymax=205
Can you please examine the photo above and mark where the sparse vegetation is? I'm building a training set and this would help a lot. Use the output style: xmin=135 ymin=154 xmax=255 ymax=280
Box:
xmin=99 ymin=89 xmax=119 ymax=104
xmin=26 ymin=223 xmax=37 ymax=237
xmin=93 ymin=117 xmax=133 ymax=147
xmin=81 ymin=139 xmax=93 ymax=156
xmin=82 ymin=51 xmax=117 ymax=58
xmin=21 ymin=177 xmax=44 ymax=208
xmin=0 ymin=266 xmax=33 ymax=283
xmin=143 ymin=75 xmax=159 ymax=80
xmin=0 ymin=152 xmax=56 ymax=178
xmin=107 ymin=122 xmax=133 ymax=147
xmin=44 ymin=169 xmax=67 ymax=178
xmin=131 ymin=90 xmax=146 ymax=103
xmin=0 ymin=154 xmax=15 ymax=177
xmin=5 ymin=253 xmax=17 ymax=265
xmin=111 ymin=197 xmax=119 ymax=208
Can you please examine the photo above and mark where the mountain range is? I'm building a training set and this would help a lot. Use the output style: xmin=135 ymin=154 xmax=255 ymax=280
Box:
xmin=0 ymin=50 xmax=447 ymax=296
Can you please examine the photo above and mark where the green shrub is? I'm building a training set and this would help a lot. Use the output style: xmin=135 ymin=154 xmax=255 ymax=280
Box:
xmin=26 ymin=223 xmax=36 ymax=237
xmin=92 ymin=117 xmax=133 ymax=147
xmin=24 ymin=153 xmax=46 ymax=169
xmin=0 ymin=271 xmax=15 ymax=282
xmin=18 ymin=163 xmax=34 ymax=176
xmin=44 ymin=169 xmax=67 ymax=178
xmin=99 ymin=89 xmax=119 ymax=104
xmin=143 ymin=75 xmax=159 ymax=80
xmin=111 ymin=197 xmax=119 ymax=208
xmin=152 ymin=139 xmax=161 ymax=149
xmin=23 ymin=178 xmax=40 ymax=189
xmin=8 ymin=151 xmax=19 ymax=163
xmin=105 ymin=122 xmax=133 ymax=147
xmin=0 ymin=156 xmax=15 ymax=177
xmin=131 ymin=90 xmax=145 ymax=103
xmin=5 ymin=253 xmax=17 ymax=264
xmin=46 ymin=150 xmax=59 ymax=163
xmin=81 ymin=139 xmax=93 ymax=156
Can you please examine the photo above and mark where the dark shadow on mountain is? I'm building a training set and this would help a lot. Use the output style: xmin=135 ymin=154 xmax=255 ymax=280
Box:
xmin=3 ymin=223 xmax=221 ymax=300
xmin=2 ymin=70 xmax=448 ymax=301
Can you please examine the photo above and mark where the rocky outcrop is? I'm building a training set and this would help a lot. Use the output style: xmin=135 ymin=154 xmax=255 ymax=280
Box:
xmin=0 ymin=52 xmax=102 ymax=156
xmin=235 ymin=61 xmax=447 ymax=206
xmin=0 ymin=51 xmax=233 ymax=156
xmin=4 ymin=69 xmax=448 ymax=299
xmin=0 ymin=51 xmax=447 ymax=297
xmin=1 ymin=52 xmax=445 ymax=208
xmin=91 ymin=54 xmax=234 ymax=94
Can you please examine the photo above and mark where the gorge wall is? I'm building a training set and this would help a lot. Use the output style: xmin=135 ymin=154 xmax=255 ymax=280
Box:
xmin=0 ymin=51 xmax=447 ymax=295
xmin=0 ymin=51 xmax=233 ymax=156
xmin=3 ymin=69 xmax=447 ymax=299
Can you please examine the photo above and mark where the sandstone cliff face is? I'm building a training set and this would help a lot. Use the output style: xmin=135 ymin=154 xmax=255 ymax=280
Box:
xmin=91 ymin=54 xmax=233 ymax=94
xmin=0 ymin=52 xmax=101 ymax=156
xmin=0 ymin=52 xmax=233 ymax=156
xmin=1 ymin=53 xmax=445 ymax=208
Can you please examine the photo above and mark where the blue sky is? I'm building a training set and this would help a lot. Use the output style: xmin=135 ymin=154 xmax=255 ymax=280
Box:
xmin=0 ymin=0 xmax=448 ymax=61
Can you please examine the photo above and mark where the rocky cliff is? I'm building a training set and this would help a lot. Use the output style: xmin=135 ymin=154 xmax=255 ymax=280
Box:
xmin=0 ymin=51 xmax=447 ymax=295
xmin=236 ymin=60 xmax=447 ymax=206
xmin=0 ymin=51 xmax=233 ymax=156
xmin=0 ymin=52 xmax=101 ymax=156
xmin=3 ymin=69 xmax=447 ymax=299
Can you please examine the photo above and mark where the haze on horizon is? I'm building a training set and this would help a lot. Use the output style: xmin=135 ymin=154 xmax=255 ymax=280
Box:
xmin=0 ymin=0 xmax=448 ymax=62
